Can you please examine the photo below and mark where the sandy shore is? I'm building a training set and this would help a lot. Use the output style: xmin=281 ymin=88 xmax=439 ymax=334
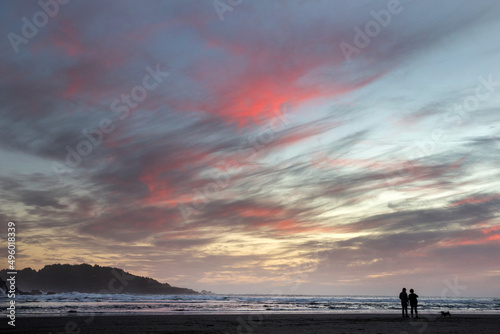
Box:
xmin=1 ymin=313 xmax=499 ymax=333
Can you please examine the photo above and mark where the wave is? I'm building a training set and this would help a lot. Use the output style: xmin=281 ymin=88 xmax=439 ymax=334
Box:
xmin=2 ymin=294 xmax=498 ymax=316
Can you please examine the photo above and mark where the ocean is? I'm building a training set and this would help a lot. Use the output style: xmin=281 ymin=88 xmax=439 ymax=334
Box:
xmin=1 ymin=293 xmax=499 ymax=316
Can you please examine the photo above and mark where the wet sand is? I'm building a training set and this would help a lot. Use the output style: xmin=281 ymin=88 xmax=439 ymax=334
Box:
xmin=1 ymin=313 xmax=499 ymax=333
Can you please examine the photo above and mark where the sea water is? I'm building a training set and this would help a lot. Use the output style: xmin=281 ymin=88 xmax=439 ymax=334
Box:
xmin=1 ymin=293 xmax=499 ymax=316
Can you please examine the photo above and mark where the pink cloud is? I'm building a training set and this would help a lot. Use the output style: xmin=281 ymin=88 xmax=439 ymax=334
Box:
xmin=181 ymin=23 xmax=385 ymax=127
xmin=450 ymin=194 xmax=500 ymax=207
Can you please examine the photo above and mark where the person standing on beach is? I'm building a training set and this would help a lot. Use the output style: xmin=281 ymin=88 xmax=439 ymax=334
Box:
xmin=399 ymin=287 xmax=409 ymax=318
xmin=409 ymin=289 xmax=419 ymax=318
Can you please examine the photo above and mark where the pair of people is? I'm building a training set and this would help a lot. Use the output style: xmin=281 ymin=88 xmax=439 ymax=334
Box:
xmin=399 ymin=287 xmax=418 ymax=318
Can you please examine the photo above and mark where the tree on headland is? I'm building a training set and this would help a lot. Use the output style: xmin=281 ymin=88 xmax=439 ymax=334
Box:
xmin=0 ymin=264 xmax=198 ymax=295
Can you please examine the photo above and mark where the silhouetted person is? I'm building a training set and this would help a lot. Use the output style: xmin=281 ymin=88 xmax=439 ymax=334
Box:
xmin=409 ymin=288 xmax=419 ymax=318
xmin=399 ymin=287 xmax=409 ymax=318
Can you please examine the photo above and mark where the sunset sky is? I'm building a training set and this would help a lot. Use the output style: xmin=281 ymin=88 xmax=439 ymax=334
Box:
xmin=1 ymin=0 xmax=500 ymax=297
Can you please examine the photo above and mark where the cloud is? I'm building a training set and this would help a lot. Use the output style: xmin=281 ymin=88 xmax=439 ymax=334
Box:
xmin=20 ymin=190 xmax=66 ymax=209
xmin=1 ymin=0 xmax=500 ymax=296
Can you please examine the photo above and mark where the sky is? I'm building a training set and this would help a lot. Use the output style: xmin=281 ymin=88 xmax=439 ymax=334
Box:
xmin=0 ymin=0 xmax=499 ymax=297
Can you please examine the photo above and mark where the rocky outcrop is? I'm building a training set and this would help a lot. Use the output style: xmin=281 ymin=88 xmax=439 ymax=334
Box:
xmin=0 ymin=264 xmax=198 ymax=295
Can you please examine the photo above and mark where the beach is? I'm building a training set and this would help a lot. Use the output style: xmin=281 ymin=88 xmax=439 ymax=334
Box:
xmin=2 ymin=313 xmax=499 ymax=333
